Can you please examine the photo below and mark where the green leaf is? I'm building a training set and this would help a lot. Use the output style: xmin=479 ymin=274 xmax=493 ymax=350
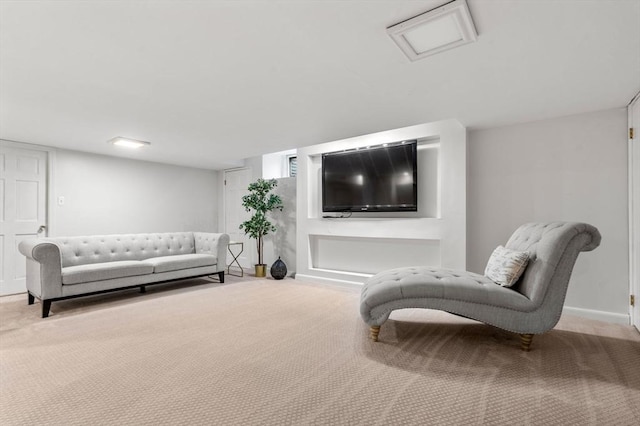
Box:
xmin=239 ymin=178 xmax=284 ymax=264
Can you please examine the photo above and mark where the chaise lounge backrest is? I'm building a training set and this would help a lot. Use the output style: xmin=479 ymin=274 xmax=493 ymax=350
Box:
xmin=504 ymin=222 xmax=601 ymax=311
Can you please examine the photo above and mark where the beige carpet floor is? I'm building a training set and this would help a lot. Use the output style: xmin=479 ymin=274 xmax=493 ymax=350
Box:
xmin=1 ymin=276 xmax=639 ymax=425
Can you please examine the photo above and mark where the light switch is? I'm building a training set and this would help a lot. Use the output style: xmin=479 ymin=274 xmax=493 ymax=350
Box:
xmin=57 ymin=196 xmax=65 ymax=206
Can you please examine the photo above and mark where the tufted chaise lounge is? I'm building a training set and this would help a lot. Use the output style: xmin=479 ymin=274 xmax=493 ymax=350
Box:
xmin=18 ymin=232 xmax=230 ymax=317
xmin=360 ymin=222 xmax=601 ymax=351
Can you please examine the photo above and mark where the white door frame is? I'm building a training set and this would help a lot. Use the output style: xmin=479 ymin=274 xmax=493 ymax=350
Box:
xmin=0 ymin=139 xmax=55 ymax=295
xmin=628 ymin=93 xmax=640 ymax=331
xmin=223 ymin=167 xmax=253 ymax=268
xmin=1 ymin=140 xmax=56 ymax=237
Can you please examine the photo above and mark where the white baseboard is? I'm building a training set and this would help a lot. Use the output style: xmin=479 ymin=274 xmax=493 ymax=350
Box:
xmin=562 ymin=306 xmax=630 ymax=325
xmin=295 ymin=274 xmax=363 ymax=290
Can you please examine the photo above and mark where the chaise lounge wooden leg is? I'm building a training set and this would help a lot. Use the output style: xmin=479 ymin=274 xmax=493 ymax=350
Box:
xmin=28 ymin=293 xmax=35 ymax=305
xmin=370 ymin=326 xmax=381 ymax=342
xmin=140 ymin=286 xmax=146 ymax=294
xmin=520 ymin=333 xmax=534 ymax=351
xmin=218 ymin=271 xmax=224 ymax=283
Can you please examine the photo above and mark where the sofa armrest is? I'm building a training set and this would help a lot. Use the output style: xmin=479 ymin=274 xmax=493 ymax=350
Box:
xmin=18 ymin=239 xmax=63 ymax=300
xmin=194 ymin=233 xmax=230 ymax=272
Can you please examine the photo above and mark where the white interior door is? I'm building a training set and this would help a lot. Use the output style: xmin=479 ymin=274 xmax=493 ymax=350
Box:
xmin=224 ymin=168 xmax=253 ymax=268
xmin=0 ymin=144 xmax=48 ymax=295
xmin=629 ymin=93 xmax=640 ymax=331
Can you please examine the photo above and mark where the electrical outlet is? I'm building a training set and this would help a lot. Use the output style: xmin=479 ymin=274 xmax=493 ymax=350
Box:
xmin=57 ymin=196 xmax=65 ymax=206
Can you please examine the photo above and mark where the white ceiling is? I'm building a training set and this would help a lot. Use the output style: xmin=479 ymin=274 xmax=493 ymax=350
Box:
xmin=1 ymin=0 xmax=639 ymax=170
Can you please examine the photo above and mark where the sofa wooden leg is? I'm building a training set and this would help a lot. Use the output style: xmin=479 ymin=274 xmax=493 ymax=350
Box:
xmin=370 ymin=326 xmax=381 ymax=342
xmin=140 ymin=286 xmax=146 ymax=294
xmin=28 ymin=293 xmax=35 ymax=305
xmin=42 ymin=300 xmax=52 ymax=318
xmin=520 ymin=333 xmax=534 ymax=351
xmin=218 ymin=271 xmax=224 ymax=283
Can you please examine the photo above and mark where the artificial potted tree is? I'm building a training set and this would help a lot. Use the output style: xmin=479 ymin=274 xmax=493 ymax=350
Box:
xmin=240 ymin=178 xmax=283 ymax=277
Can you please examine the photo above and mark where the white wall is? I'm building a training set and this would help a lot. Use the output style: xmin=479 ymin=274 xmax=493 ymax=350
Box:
xmin=264 ymin=177 xmax=296 ymax=276
xmin=261 ymin=152 xmax=297 ymax=274
xmin=53 ymin=149 xmax=218 ymax=236
xmin=262 ymin=149 xmax=296 ymax=179
xmin=468 ymin=108 xmax=629 ymax=323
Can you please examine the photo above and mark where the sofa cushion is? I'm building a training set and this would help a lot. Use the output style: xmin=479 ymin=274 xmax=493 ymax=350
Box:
xmin=51 ymin=233 xmax=197 ymax=267
xmin=145 ymin=254 xmax=217 ymax=274
xmin=62 ymin=261 xmax=154 ymax=285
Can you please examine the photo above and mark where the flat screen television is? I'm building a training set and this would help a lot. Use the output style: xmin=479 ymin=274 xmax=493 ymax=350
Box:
xmin=322 ymin=141 xmax=418 ymax=212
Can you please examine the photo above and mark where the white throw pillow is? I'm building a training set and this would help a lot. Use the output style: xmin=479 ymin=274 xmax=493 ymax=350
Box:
xmin=484 ymin=245 xmax=530 ymax=287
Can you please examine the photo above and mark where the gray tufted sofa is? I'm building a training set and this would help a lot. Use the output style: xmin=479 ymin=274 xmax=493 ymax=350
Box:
xmin=360 ymin=222 xmax=601 ymax=351
xmin=18 ymin=232 xmax=230 ymax=318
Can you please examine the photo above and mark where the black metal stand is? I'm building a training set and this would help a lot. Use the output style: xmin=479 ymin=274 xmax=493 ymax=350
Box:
xmin=227 ymin=241 xmax=244 ymax=277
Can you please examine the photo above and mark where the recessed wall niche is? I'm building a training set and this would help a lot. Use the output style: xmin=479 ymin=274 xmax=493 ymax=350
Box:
xmin=310 ymin=235 xmax=440 ymax=275
xmin=296 ymin=120 xmax=466 ymax=286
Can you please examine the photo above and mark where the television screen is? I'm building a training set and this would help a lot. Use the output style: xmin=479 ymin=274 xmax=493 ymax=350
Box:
xmin=322 ymin=141 xmax=418 ymax=212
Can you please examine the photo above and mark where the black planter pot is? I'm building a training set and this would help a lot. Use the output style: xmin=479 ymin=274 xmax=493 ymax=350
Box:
xmin=270 ymin=257 xmax=287 ymax=280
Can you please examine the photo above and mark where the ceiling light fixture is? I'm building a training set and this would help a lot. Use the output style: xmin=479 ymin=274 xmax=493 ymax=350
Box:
xmin=108 ymin=137 xmax=151 ymax=149
xmin=387 ymin=0 xmax=477 ymax=61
